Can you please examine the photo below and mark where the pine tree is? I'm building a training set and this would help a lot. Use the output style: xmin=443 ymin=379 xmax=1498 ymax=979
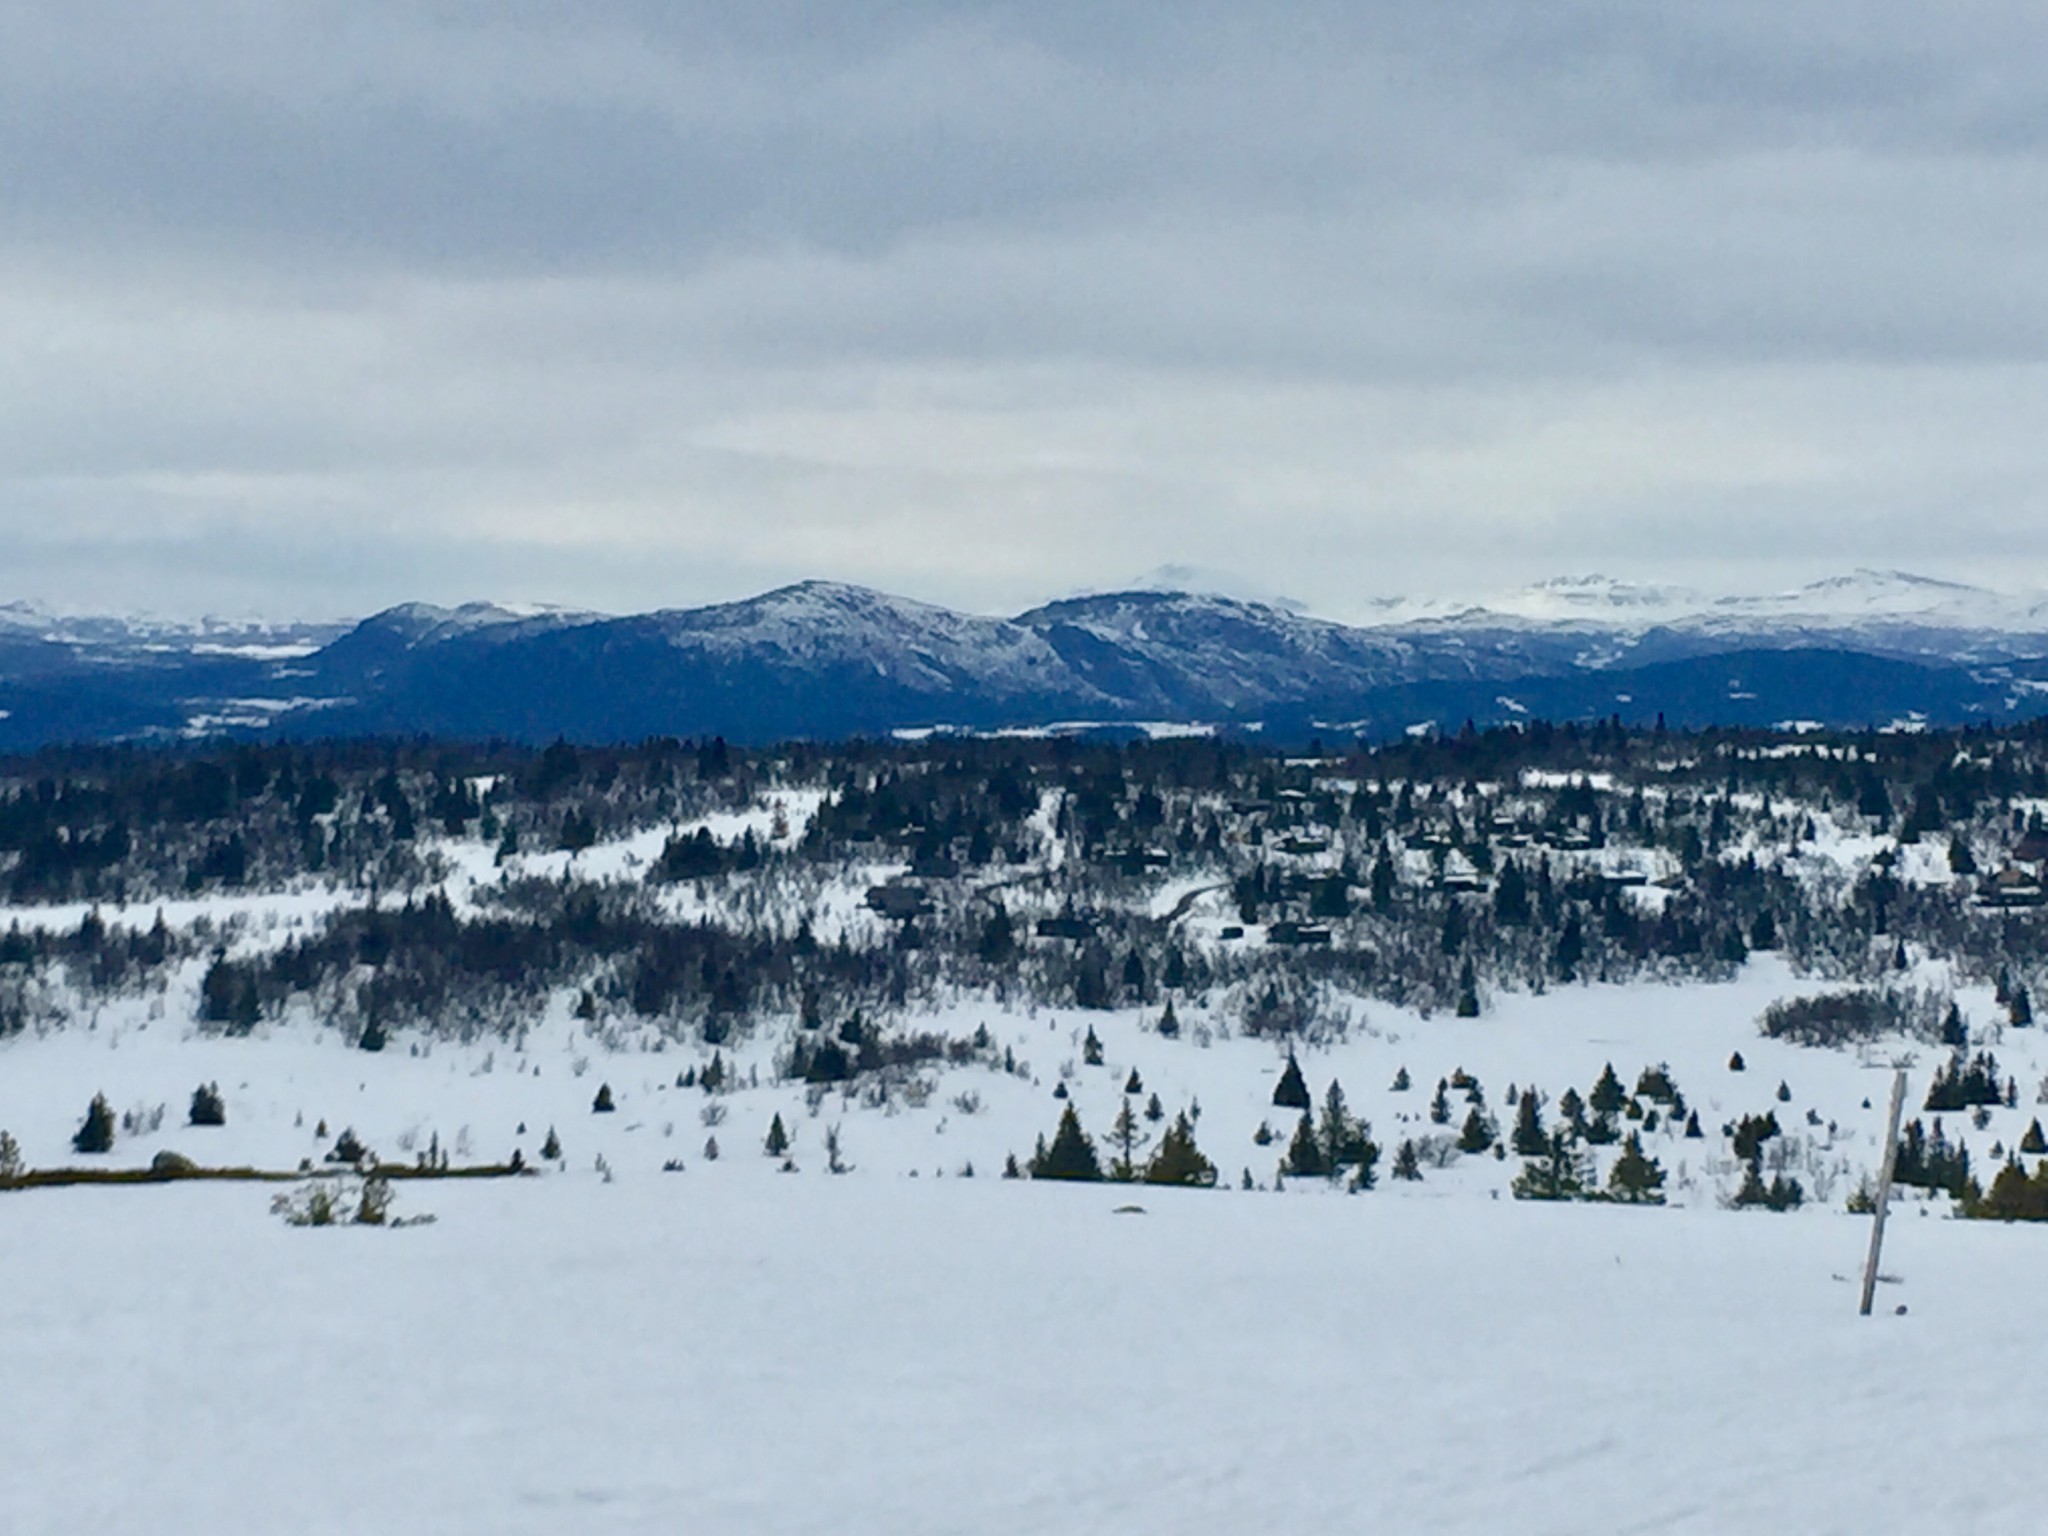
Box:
xmin=1390 ymin=1065 xmax=1411 ymax=1092
xmin=1108 ymin=1098 xmax=1151 ymax=1180
xmin=188 ymin=1082 xmax=226 ymax=1127
xmin=72 ymin=1093 xmax=115 ymax=1155
xmin=1391 ymin=1138 xmax=1423 ymax=1181
xmin=1124 ymin=1068 xmax=1143 ymax=1095
xmin=1083 ymin=1026 xmax=1104 ymax=1066
xmin=1030 ymin=1104 xmax=1104 ymax=1181
xmin=1457 ymin=1105 xmax=1495 ymax=1154
xmin=1511 ymin=1089 xmax=1546 ymax=1156
xmin=1455 ymin=959 xmax=1480 ymax=1017
xmin=1143 ymin=1113 xmax=1218 ymax=1187
xmin=1283 ymin=1111 xmax=1327 ymax=1178
xmin=2013 ymin=984 xmax=2035 ymax=1028
xmin=1319 ymin=1079 xmax=1363 ymax=1171
xmin=1607 ymin=1131 xmax=1667 ymax=1205
xmin=1143 ymin=1092 xmax=1165 ymax=1123
xmin=541 ymin=1126 xmax=562 ymax=1161
xmin=1588 ymin=1063 xmax=1626 ymax=1117
xmin=1272 ymin=1052 xmax=1311 ymax=1110
xmin=1429 ymin=1079 xmax=1452 ymax=1126
xmin=1157 ymin=999 xmax=1180 ymax=1038
xmin=764 ymin=1113 xmax=790 ymax=1157
xmin=592 ymin=1083 xmax=616 ymax=1113
xmin=1511 ymin=1129 xmax=1588 ymax=1201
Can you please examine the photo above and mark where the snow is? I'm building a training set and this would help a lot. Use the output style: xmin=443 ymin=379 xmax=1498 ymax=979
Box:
xmin=5 ymin=1169 xmax=2048 ymax=1534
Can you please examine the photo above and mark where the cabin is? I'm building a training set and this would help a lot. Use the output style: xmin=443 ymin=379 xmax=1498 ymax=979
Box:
xmin=1266 ymin=920 xmax=1334 ymax=947
xmin=864 ymin=882 xmax=933 ymax=920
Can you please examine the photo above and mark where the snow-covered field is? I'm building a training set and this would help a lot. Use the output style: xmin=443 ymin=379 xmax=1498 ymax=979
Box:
xmin=5 ymin=1172 xmax=2047 ymax=1535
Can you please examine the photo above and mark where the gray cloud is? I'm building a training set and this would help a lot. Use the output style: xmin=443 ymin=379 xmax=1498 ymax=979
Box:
xmin=5 ymin=2 xmax=2048 ymax=621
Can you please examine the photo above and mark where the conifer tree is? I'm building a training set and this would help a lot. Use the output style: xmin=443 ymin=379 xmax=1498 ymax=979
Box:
xmin=1429 ymin=1079 xmax=1453 ymax=1125
xmin=72 ymin=1093 xmax=115 ymax=1155
xmin=1124 ymin=1068 xmax=1143 ymax=1095
xmin=1588 ymin=1063 xmax=1627 ymax=1117
xmin=1607 ymin=1131 xmax=1667 ymax=1205
xmin=188 ymin=1082 xmax=226 ymax=1127
xmin=1283 ymin=1111 xmax=1327 ymax=1178
xmin=1107 ymin=1098 xmax=1151 ymax=1181
xmin=1143 ymin=1091 xmax=1165 ymax=1123
xmin=1391 ymin=1138 xmax=1423 ymax=1181
xmin=1083 ymin=1026 xmax=1104 ymax=1066
xmin=1319 ymin=1079 xmax=1362 ymax=1171
xmin=764 ymin=1113 xmax=790 ymax=1157
xmin=1157 ymin=999 xmax=1180 ymax=1038
xmin=1143 ymin=1113 xmax=1218 ymax=1187
xmin=2022 ymin=1118 xmax=2047 ymax=1156
xmin=1390 ymin=1065 xmax=1411 ymax=1092
xmin=1457 ymin=1105 xmax=1496 ymax=1154
xmin=1030 ymin=1104 xmax=1104 ymax=1181
xmin=1272 ymin=1052 xmax=1311 ymax=1110
xmin=1511 ymin=1129 xmax=1588 ymax=1201
xmin=1511 ymin=1089 xmax=1547 ymax=1156
xmin=541 ymin=1126 xmax=562 ymax=1161
xmin=592 ymin=1083 xmax=616 ymax=1113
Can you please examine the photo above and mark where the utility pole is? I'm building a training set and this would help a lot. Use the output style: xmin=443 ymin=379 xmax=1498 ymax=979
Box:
xmin=1859 ymin=1067 xmax=1909 ymax=1318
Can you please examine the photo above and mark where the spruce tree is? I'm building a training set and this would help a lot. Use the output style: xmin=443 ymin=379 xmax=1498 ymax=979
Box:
xmin=188 ymin=1082 xmax=226 ymax=1127
xmin=1030 ymin=1104 xmax=1104 ymax=1181
xmin=1429 ymin=1079 xmax=1452 ymax=1126
xmin=1083 ymin=1026 xmax=1104 ymax=1066
xmin=72 ymin=1093 xmax=115 ymax=1155
xmin=1391 ymin=1138 xmax=1423 ymax=1181
xmin=764 ymin=1113 xmax=790 ymax=1157
xmin=1318 ymin=1079 xmax=1361 ymax=1171
xmin=1283 ymin=1111 xmax=1327 ymax=1178
xmin=1390 ymin=1066 xmax=1411 ymax=1092
xmin=1511 ymin=1129 xmax=1588 ymax=1201
xmin=1511 ymin=1089 xmax=1546 ymax=1156
xmin=541 ymin=1126 xmax=562 ymax=1161
xmin=1607 ymin=1131 xmax=1667 ymax=1205
xmin=592 ymin=1083 xmax=616 ymax=1113
xmin=1272 ymin=1052 xmax=1311 ymax=1110
xmin=1143 ymin=1092 xmax=1165 ymax=1123
xmin=1143 ymin=1113 xmax=1218 ymax=1187
xmin=1107 ymin=1098 xmax=1150 ymax=1180
xmin=1588 ymin=1063 xmax=1626 ymax=1117
xmin=2023 ymin=1118 xmax=2048 ymax=1156
xmin=1457 ymin=1105 xmax=1496 ymax=1154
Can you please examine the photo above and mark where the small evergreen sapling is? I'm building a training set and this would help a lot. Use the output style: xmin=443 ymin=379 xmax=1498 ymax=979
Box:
xmin=592 ymin=1083 xmax=616 ymax=1113
xmin=541 ymin=1126 xmax=562 ymax=1161
xmin=764 ymin=1113 xmax=790 ymax=1157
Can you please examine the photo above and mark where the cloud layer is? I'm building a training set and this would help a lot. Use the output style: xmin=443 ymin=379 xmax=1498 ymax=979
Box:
xmin=5 ymin=2 xmax=2048 ymax=619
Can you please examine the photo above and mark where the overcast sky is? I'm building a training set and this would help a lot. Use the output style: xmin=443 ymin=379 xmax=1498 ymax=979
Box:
xmin=6 ymin=2 xmax=2048 ymax=621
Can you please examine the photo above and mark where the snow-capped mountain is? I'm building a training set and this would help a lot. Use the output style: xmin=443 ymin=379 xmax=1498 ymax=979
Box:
xmin=5 ymin=571 xmax=2048 ymax=747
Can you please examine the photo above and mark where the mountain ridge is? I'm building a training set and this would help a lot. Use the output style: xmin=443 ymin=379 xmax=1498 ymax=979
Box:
xmin=5 ymin=571 xmax=2048 ymax=748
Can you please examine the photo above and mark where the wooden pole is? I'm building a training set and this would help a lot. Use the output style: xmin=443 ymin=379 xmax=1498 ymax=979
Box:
xmin=1859 ymin=1067 xmax=1909 ymax=1317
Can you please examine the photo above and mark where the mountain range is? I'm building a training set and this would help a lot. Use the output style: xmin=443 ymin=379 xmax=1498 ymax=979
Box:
xmin=5 ymin=570 xmax=2048 ymax=749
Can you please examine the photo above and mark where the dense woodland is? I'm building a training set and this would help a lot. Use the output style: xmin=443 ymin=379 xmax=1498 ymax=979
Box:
xmin=2 ymin=721 xmax=2045 ymax=1051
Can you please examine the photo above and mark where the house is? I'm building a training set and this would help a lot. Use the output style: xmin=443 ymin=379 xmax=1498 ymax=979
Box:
xmin=1979 ymin=866 xmax=2046 ymax=909
xmin=864 ymin=882 xmax=933 ymax=920
xmin=1266 ymin=920 xmax=1334 ymax=947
